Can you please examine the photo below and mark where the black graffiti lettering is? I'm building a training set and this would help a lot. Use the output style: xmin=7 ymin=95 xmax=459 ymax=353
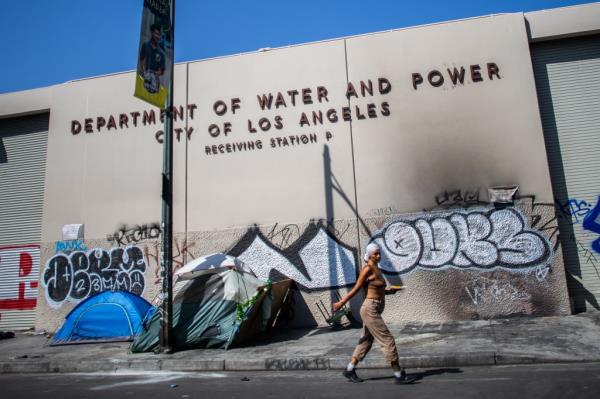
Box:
xmin=69 ymin=251 xmax=90 ymax=299
xmin=114 ymin=272 xmax=131 ymax=291
xmin=265 ymin=357 xmax=328 ymax=370
xmin=435 ymin=188 xmax=481 ymax=207
xmin=90 ymin=274 xmax=103 ymax=297
xmin=125 ymin=246 xmax=146 ymax=272
xmin=110 ymin=248 xmax=126 ymax=270
xmin=42 ymin=246 xmax=147 ymax=306
xmin=88 ymin=249 xmax=111 ymax=274
xmin=130 ymin=270 xmax=145 ymax=296
xmin=71 ymin=275 xmax=90 ymax=299
xmin=43 ymin=255 xmax=71 ymax=303
xmin=107 ymin=223 xmax=162 ymax=245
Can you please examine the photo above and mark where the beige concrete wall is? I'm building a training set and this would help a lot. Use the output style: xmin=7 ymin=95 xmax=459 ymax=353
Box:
xmin=347 ymin=13 xmax=554 ymax=215
xmin=526 ymin=3 xmax=600 ymax=42
xmin=186 ymin=40 xmax=357 ymax=230
xmin=0 ymin=87 xmax=52 ymax=119
xmin=40 ymin=64 xmax=189 ymax=243
xmin=31 ymin=12 xmax=572 ymax=332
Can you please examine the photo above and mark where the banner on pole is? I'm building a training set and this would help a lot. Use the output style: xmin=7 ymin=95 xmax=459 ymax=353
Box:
xmin=134 ymin=0 xmax=173 ymax=109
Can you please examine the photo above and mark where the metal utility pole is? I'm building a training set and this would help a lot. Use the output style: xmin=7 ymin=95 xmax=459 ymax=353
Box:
xmin=159 ymin=0 xmax=175 ymax=354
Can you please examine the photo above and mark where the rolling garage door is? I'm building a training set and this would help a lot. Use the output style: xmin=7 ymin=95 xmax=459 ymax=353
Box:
xmin=0 ymin=113 xmax=49 ymax=330
xmin=532 ymin=35 xmax=600 ymax=312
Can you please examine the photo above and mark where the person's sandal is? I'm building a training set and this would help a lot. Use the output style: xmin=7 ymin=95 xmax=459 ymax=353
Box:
xmin=342 ymin=369 xmax=364 ymax=383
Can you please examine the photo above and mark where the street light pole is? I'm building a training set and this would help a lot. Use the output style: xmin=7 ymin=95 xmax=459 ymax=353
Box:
xmin=160 ymin=0 xmax=175 ymax=354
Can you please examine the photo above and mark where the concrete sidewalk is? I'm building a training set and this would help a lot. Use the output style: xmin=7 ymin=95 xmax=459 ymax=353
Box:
xmin=2 ymin=312 xmax=600 ymax=373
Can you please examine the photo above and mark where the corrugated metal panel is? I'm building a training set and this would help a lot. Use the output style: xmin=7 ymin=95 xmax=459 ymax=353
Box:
xmin=532 ymin=35 xmax=600 ymax=312
xmin=0 ymin=113 xmax=48 ymax=330
xmin=0 ymin=245 xmax=40 ymax=330
xmin=0 ymin=113 xmax=49 ymax=246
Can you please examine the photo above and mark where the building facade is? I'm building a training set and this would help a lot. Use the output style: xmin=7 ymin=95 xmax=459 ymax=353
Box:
xmin=1 ymin=4 xmax=599 ymax=331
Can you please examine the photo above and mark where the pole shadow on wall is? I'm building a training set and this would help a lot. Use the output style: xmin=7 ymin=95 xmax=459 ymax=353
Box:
xmin=530 ymin=35 xmax=600 ymax=312
xmin=324 ymin=144 xmax=399 ymax=326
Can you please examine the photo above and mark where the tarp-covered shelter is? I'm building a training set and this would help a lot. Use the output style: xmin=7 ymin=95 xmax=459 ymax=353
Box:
xmin=131 ymin=268 xmax=290 ymax=352
xmin=174 ymin=252 xmax=255 ymax=278
xmin=50 ymin=291 xmax=153 ymax=345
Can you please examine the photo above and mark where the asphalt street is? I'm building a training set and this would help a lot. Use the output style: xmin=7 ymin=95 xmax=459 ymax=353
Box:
xmin=2 ymin=362 xmax=600 ymax=399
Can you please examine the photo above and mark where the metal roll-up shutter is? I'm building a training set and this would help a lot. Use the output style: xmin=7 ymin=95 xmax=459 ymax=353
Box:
xmin=0 ymin=113 xmax=49 ymax=330
xmin=531 ymin=35 xmax=600 ymax=312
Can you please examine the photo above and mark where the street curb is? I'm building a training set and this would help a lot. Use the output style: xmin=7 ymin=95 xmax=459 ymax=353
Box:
xmin=160 ymin=359 xmax=225 ymax=371
xmin=264 ymin=357 xmax=330 ymax=370
xmin=1 ymin=360 xmax=50 ymax=373
xmin=1 ymin=351 xmax=599 ymax=373
xmin=494 ymin=352 xmax=594 ymax=365
xmin=329 ymin=352 xmax=497 ymax=369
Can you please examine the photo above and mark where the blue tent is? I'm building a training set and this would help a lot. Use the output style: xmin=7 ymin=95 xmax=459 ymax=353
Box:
xmin=50 ymin=291 xmax=154 ymax=345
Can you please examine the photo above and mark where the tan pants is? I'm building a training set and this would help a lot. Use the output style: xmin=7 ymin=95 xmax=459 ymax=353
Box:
xmin=352 ymin=298 xmax=399 ymax=364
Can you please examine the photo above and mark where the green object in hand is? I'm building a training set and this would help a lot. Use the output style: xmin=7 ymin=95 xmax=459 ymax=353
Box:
xmin=326 ymin=307 xmax=350 ymax=324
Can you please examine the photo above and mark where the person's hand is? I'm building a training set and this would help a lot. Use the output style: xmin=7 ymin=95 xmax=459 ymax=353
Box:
xmin=385 ymin=285 xmax=403 ymax=295
xmin=332 ymin=301 xmax=343 ymax=312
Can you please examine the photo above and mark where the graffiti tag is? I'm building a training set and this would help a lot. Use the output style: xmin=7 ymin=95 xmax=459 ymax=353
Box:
xmin=465 ymin=277 xmax=530 ymax=306
xmin=0 ymin=245 xmax=39 ymax=311
xmin=555 ymin=198 xmax=593 ymax=224
xmin=583 ymin=196 xmax=600 ymax=255
xmin=228 ymin=224 xmax=358 ymax=290
xmin=42 ymin=246 xmax=146 ymax=307
xmin=372 ymin=207 xmax=552 ymax=274
xmin=435 ymin=188 xmax=481 ymax=207
xmin=144 ymin=237 xmax=196 ymax=282
xmin=107 ymin=223 xmax=161 ymax=245
xmin=55 ymin=240 xmax=87 ymax=254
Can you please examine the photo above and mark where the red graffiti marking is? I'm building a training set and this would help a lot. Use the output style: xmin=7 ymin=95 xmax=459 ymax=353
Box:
xmin=0 ymin=245 xmax=39 ymax=311
xmin=19 ymin=252 xmax=33 ymax=277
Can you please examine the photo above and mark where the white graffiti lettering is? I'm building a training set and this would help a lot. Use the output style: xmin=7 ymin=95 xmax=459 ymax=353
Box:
xmin=230 ymin=226 xmax=357 ymax=290
xmin=374 ymin=208 xmax=552 ymax=274
xmin=465 ymin=277 xmax=530 ymax=306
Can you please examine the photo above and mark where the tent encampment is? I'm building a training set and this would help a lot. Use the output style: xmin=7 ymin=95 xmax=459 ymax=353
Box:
xmin=131 ymin=268 xmax=289 ymax=352
xmin=174 ymin=252 xmax=255 ymax=278
xmin=50 ymin=291 xmax=153 ymax=345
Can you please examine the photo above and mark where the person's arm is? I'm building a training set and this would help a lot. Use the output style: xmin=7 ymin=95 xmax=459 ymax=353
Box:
xmin=332 ymin=266 xmax=370 ymax=312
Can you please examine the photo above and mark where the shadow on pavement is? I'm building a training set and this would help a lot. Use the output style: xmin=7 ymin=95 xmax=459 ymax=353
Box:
xmin=364 ymin=367 xmax=463 ymax=383
xmin=247 ymin=323 xmax=361 ymax=347
xmin=246 ymin=328 xmax=315 ymax=347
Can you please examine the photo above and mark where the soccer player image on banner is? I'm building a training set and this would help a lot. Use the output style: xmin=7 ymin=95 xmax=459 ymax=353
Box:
xmin=135 ymin=0 xmax=173 ymax=109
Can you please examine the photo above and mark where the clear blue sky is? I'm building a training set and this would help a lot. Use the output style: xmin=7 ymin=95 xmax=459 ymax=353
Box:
xmin=1 ymin=0 xmax=596 ymax=94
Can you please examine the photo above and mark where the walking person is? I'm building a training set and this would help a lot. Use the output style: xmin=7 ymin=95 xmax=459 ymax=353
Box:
xmin=332 ymin=242 xmax=415 ymax=384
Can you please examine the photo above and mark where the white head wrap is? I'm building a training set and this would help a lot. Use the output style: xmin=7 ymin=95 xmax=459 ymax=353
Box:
xmin=364 ymin=242 xmax=380 ymax=262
